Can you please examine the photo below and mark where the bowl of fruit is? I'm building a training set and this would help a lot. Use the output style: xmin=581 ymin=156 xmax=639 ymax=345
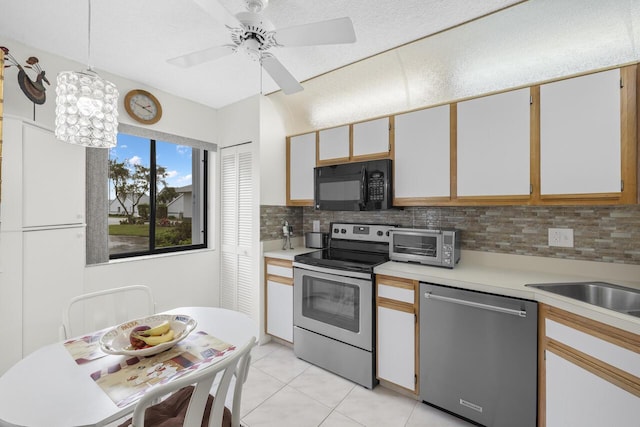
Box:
xmin=99 ymin=314 xmax=197 ymax=357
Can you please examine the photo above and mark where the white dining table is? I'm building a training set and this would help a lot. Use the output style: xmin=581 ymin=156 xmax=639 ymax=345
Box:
xmin=0 ymin=307 xmax=258 ymax=427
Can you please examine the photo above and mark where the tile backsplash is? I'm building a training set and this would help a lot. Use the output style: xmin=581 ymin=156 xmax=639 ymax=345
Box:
xmin=260 ymin=205 xmax=640 ymax=265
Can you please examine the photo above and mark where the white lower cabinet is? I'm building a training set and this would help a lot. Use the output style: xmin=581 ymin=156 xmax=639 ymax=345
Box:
xmin=541 ymin=305 xmax=640 ymax=427
xmin=266 ymin=280 xmax=293 ymax=342
xmin=376 ymin=275 xmax=418 ymax=393
xmin=377 ymin=305 xmax=415 ymax=390
xmin=265 ymin=257 xmax=294 ymax=343
xmin=546 ymin=351 xmax=640 ymax=427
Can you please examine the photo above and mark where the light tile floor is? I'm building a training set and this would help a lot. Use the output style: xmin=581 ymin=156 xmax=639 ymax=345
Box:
xmin=240 ymin=341 xmax=475 ymax=427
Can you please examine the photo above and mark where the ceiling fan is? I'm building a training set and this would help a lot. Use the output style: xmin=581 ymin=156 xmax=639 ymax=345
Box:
xmin=168 ymin=0 xmax=356 ymax=94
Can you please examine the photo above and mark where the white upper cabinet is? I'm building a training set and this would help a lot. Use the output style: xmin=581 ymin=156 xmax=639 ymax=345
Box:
xmin=353 ymin=117 xmax=390 ymax=158
xmin=318 ymin=125 xmax=349 ymax=163
xmin=287 ymin=132 xmax=316 ymax=204
xmin=22 ymin=123 xmax=85 ymax=227
xmin=394 ymin=105 xmax=450 ymax=201
xmin=457 ymin=88 xmax=531 ymax=197
xmin=540 ymin=69 xmax=621 ymax=195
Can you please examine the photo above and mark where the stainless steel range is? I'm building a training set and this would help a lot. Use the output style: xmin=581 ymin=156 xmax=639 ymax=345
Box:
xmin=293 ymin=222 xmax=397 ymax=389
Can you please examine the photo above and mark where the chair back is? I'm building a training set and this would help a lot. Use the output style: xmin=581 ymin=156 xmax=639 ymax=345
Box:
xmin=130 ymin=336 xmax=257 ymax=427
xmin=61 ymin=285 xmax=155 ymax=339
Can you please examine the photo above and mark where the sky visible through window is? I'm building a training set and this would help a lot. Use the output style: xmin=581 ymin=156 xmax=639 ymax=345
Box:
xmin=109 ymin=133 xmax=193 ymax=199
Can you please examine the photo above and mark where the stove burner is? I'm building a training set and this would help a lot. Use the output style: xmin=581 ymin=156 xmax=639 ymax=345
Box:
xmin=294 ymin=222 xmax=397 ymax=274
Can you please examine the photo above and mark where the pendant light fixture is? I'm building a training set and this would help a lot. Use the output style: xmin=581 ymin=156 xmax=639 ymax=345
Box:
xmin=55 ymin=0 xmax=118 ymax=148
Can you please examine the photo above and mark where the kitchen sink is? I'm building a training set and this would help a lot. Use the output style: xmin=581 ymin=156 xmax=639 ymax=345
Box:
xmin=526 ymin=281 xmax=640 ymax=318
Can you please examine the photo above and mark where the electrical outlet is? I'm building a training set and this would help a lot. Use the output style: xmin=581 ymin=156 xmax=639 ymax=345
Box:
xmin=548 ymin=228 xmax=574 ymax=248
xmin=313 ymin=220 xmax=320 ymax=232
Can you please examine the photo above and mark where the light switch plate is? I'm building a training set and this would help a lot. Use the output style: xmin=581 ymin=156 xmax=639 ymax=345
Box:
xmin=548 ymin=228 xmax=574 ymax=248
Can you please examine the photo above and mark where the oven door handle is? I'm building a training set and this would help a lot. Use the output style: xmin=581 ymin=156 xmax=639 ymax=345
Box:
xmin=424 ymin=292 xmax=528 ymax=317
xmin=293 ymin=262 xmax=372 ymax=280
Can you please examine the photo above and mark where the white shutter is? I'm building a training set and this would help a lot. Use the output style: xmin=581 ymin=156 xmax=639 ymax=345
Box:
xmin=236 ymin=151 xmax=254 ymax=317
xmin=220 ymin=151 xmax=238 ymax=310
xmin=221 ymin=153 xmax=237 ymax=248
xmin=238 ymin=152 xmax=253 ymax=248
xmin=219 ymin=144 xmax=256 ymax=321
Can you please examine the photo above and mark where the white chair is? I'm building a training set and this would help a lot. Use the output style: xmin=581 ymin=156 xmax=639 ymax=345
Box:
xmin=60 ymin=285 xmax=155 ymax=339
xmin=119 ymin=336 xmax=256 ymax=427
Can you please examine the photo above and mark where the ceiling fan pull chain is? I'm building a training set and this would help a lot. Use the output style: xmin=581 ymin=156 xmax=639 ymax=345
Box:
xmin=260 ymin=60 xmax=263 ymax=95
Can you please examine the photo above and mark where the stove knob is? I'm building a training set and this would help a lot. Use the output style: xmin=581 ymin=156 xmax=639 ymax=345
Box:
xmin=341 ymin=228 xmax=347 ymax=234
xmin=333 ymin=228 xmax=339 ymax=234
xmin=377 ymin=231 xmax=383 ymax=236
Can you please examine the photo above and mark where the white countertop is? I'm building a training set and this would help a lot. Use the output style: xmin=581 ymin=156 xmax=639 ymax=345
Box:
xmin=375 ymin=251 xmax=640 ymax=336
xmin=262 ymin=236 xmax=319 ymax=261
xmin=264 ymin=247 xmax=319 ymax=261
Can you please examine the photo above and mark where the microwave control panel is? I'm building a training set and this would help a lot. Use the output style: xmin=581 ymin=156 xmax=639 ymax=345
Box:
xmin=368 ymin=170 xmax=386 ymax=201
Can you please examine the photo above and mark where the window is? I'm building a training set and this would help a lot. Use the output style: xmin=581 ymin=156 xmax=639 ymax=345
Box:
xmin=108 ymin=132 xmax=208 ymax=258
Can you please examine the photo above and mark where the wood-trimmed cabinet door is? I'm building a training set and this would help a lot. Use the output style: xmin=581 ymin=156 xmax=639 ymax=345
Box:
xmin=456 ymin=87 xmax=532 ymax=204
xmin=287 ymin=132 xmax=316 ymax=206
xmin=318 ymin=125 xmax=350 ymax=165
xmin=539 ymin=304 xmax=640 ymax=427
xmin=352 ymin=117 xmax=391 ymax=161
xmin=393 ymin=105 xmax=451 ymax=205
xmin=537 ymin=65 xmax=637 ymax=204
xmin=265 ymin=257 xmax=294 ymax=343
xmin=376 ymin=275 xmax=418 ymax=393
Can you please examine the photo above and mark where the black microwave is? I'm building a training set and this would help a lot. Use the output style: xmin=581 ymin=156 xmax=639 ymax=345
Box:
xmin=314 ymin=159 xmax=392 ymax=211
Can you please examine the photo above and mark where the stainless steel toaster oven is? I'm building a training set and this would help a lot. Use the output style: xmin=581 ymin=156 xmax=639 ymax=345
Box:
xmin=389 ymin=228 xmax=461 ymax=268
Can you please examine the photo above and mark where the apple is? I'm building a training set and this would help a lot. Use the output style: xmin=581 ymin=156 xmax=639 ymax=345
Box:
xmin=129 ymin=325 xmax=151 ymax=349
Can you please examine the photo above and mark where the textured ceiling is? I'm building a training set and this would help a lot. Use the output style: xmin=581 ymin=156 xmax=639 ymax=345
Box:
xmin=0 ymin=0 xmax=523 ymax=109
xmin=268 ymin=0 xmax=640 ymax=134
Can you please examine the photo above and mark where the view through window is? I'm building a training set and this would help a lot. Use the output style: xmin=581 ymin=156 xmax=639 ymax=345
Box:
xmin=108 ymin=133 xmax=207 ymax=258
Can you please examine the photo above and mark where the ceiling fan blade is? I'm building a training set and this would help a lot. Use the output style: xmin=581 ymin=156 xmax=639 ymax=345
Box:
xmin=167 ymin=45 xmax=235 ymax=68
xmin=274 ymin=17 xmax=356 ymax=47
xmin=193 ymin=0 xmax=241 ymax=29
xmin=261 ymin=55 xmax=303 ymax=95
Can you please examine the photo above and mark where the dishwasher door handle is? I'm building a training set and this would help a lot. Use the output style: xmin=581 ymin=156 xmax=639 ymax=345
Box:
xmin=424 ymin=292 xmax=527 ymax=317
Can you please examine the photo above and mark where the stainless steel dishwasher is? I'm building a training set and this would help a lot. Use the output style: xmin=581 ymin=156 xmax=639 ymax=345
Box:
xmin=419 ymin=282 xmax=537 ymax=427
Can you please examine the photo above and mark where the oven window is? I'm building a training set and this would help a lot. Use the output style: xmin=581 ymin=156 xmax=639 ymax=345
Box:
xmin=301 ymin=275 xmax=360 ymax=332
xmin=319 ymin=180 xmax=361 ymax=201
xmin=393 ymin=234 xmax=438 ymax=257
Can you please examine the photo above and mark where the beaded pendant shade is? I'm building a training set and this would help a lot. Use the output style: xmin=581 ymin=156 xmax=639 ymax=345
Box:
xmin=55 ymin=0 xmax=118 ymax=148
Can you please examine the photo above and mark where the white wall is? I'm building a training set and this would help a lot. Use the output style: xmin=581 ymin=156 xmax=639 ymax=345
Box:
xmin=217 ymin=95 xmax=260 ymax=148
xmin=259 ymin=96 xmax=287 ymax=205
xmin=0 ymin=38 xmax=223 ymax=373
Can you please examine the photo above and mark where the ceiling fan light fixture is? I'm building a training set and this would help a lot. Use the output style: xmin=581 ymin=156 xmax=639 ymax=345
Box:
xmin=235 ymin=38 xmax=262 ymax=61
xmin=54 ymin=0 xmax=119 ymax=148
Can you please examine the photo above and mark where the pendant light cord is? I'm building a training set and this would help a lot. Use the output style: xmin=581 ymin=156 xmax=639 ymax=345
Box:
xmin=87 ymin=0 xmax=93 ymax=71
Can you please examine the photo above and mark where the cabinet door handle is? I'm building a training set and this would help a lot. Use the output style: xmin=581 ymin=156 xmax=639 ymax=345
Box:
xmin=424 ymin=292 xmax=527 ymax=317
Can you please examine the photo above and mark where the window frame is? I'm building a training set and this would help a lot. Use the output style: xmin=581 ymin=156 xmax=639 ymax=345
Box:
xmin=108 ymin=135 xmax=208 ymax=259
xmin=85 ymin=124 xmax=217 ymax=265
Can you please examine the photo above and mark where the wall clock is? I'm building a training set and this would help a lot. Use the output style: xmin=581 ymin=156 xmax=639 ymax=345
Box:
xmin=124 ymin=89 xmax=162 ymax=124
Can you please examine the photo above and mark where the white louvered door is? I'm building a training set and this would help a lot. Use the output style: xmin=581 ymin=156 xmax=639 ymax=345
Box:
xmin=220 ymin=143 xmax=257 ymax=321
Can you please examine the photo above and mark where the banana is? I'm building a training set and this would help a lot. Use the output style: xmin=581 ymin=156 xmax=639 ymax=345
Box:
xmin=139 ymin=320 xmax=171 ymax=337
xmin=137 ymin=328 xmax=175 ymax=346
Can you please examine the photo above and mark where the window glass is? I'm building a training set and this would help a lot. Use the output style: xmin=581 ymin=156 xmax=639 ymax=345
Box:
xmin=108 ymin=133 xmax=207 ymax=258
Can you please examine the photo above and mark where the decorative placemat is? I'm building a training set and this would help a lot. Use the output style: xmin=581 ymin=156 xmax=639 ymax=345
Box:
xmin=64 ymin=328 xmax=110 ymax=364
xmin=90 ymin=331 xmax=236 ymax=407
